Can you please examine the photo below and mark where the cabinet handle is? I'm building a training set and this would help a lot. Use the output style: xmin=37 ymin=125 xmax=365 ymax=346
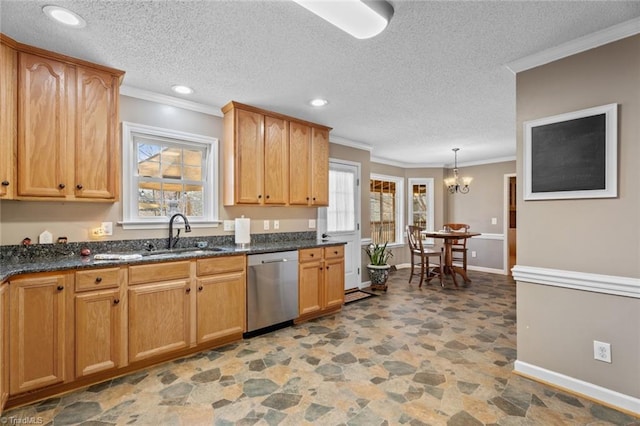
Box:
xmin=95 ymin=277 xmax=102 ymax=283
xmin=113 ymin=299 xmax=120 ymax=305
xmin=186 ymin=288 xmax=191 ymax=293
xmin=76 ymin=184 xmax=83 ymax=190
xmin=1 ymin=181 xmax=8 ymax=186
xmin=198 ymin=286 xmax=203 ymax=291
xmin=58 ymin=183 xmax=66 ymax=189
xmin=57 ymin=285 xmax=64 ymax=291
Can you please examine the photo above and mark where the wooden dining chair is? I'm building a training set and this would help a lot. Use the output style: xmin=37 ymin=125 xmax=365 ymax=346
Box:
xmin=444 ymin=223 xmax=470 ymax=271
xmin=406 ymin=225 xmax=444 ymax=287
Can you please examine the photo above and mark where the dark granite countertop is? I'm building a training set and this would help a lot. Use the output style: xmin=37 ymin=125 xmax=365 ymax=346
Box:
xmin=0 ymin=235 xmax=346 ymax=282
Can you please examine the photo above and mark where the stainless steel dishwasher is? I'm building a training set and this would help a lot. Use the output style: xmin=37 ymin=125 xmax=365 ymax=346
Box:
xmin=245 ymin=250 xmax=299 ymax=337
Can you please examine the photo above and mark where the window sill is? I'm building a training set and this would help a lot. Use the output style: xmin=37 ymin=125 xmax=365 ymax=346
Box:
xmin=119 ymin=220 xmax=221 ymax=230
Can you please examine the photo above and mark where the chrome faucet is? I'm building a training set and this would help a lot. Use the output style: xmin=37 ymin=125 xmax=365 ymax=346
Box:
xmin=168 ymin=213 xmax=191 ymax=249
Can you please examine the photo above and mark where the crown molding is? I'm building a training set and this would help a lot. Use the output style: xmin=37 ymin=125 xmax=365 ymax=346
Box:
xmin=370 ymin=156 xmax=445 ymax=168
xmin=446 ymin=156 xmax=517 ymax=168
xmin=329 ymin=135 xmax=373 ymax=151
xmin=120 ymin=85 xmax=223 ymax=116
xmin=505 ymin=16 xmax=640 ymax=74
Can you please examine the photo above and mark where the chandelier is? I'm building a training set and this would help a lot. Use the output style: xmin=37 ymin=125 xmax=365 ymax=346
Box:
xmin=444 ymin=148 xmax=472 ymax=194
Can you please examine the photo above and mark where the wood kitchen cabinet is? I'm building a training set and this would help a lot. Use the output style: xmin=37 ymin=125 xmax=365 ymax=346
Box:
xmin=9 ymin=273 xmax=73 ymax=394
xmin=128 ymin=261 xmax=191 ymax=363
xmin=195 ymin=256 xmax=246 ymax=344
xmin=0 ymin=39 xmax=17 ymax=199
xmin=0 ymin=34 xmax=124 ymax=202
xmin=297 ymin=245 xmax=345 ymax=322
xmin=222 ymin=102 xmax=289 ymax=205
xmin=222 ymin=101 xmax=330 ymax=207
xmin=74 ymin=268 xmax=125 ymax=377
xmin=0 ymin=283 xmax=8 ymax=411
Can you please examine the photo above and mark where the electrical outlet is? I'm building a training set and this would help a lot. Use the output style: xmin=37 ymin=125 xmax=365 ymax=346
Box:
xmin=274 ymin=220 xmax=279 ymax=230
xmin=91 ymin=227 xmax=105 ymax=237
xmin=491 ymin=217 xmax=497 ymax=225
xmin=471 ymin=251 xmax=477 ymax=258
xmin=308 ymin=219 xmax=316 ymax=229
xmin=223 ymin=220 xmax=235 ymax=231
xmin=101 ymin=222 xmax=113 ymax=236
xmin=594 ymin=340 xmax=612 ymax=363
xmin=263 ymin=220 xmax=270 ymax=231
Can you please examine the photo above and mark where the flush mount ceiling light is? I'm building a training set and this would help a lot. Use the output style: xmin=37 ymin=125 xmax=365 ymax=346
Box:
xmin=310 ymin=98 xmax=328 ymax=107
xmin=171 ymin=85 xmax=194 ymax=95
xmin=444 ymin=148 xmax=473 ymax=194
xmin=42 ymin=5 xmax=86 ymax=28
xmin=292 ymin=0 xmax=394 ymax=40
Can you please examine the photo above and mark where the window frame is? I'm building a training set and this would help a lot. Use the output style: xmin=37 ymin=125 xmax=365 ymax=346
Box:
xmin=407 ymin=177 xmax=435 ymax=245
xmin=369 ymin=173 xmax=404 ymax=246
xmin=121 ymin=121 xmax=219 ymax=230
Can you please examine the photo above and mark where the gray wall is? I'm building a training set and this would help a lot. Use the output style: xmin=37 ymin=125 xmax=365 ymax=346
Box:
xmin=515 ymin=35 xmax=640 ymax=398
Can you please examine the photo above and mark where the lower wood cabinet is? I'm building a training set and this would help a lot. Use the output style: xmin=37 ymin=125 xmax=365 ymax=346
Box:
xmin=0 ymin=282 xmax=9 ymax=410
xmin=195 ymin=256 xmax=246 ymax=344
xmin=297 ymin=245 xmax=345 ymax=322
xmin=9 ymin=273 xmax=72 ymax=394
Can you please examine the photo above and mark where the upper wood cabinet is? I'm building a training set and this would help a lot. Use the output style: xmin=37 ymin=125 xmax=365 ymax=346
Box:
xmin=222 ymin=101 xmax=330 ymax=207
xmin=0 ymin=34 xmax=124 ymax=202
xmin=0 ymin=41 xmax=17 ymax=199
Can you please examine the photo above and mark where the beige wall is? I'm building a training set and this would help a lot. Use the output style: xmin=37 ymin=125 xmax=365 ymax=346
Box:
xmin=516 ymin=35 xmax=640 ymax=398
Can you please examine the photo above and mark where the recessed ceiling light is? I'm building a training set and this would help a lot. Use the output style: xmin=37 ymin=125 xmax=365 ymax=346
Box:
xmin=310 ymin=99 xmax=328 ymax=107
xmin=42 ymin=5 xmax=86 ymax=28
xmin=171 ymin=85 xmax=194 ymax=95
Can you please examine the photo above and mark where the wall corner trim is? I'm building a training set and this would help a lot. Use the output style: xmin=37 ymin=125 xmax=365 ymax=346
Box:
xmin=512 ymin=265 xmax=640 ymax=299
xmin=514 ymin=360 xmax=640 ymax=415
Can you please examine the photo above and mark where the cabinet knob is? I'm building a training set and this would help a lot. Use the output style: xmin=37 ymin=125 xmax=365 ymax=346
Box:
xmin=334 ymin=251 xmax=338 ymax=255
xmin=312 ymin=197 xmax=316 ymax=201
xmin=57 ymin=285 xmax=64 ymax=291
xmin=258 ymin=194 xmax=262 ymax=199
xmin=306 ymin=197 xmax=310 ymax=201
xmin=266 ymin=195 xmax=270 ymax=199
xmin=186 ymin=288 xmax=191 ymax=293
xmin=95 ymin=277 xmax=102 ymax=283
xmin=76 ymin=184 xmax=83 ymax=190
xmin=58 ymin=183 xmax=66 ymax=189
xmin=309 ymin=253 xmax=314 ymax=257
xmin=198 ymin=286 xmax=203 ymax=291
xmin=1 ymin=181 xmax=8 ymax=186
xmin=113 ymin=299 xmax=120 ymax=305
xmin=326 ymin=266 xmax=330 ymax=270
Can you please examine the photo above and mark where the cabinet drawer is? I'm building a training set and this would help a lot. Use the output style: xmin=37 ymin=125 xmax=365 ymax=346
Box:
xmin=129 ymin=261 xmax=191 ymax=285
xmin=299 ymin=248 xmax=323 ymax=263
xmin=324 ymin=245 xmax=344 ymax=260
xmin=196 ymin=255 xmax=245 ymax=276
xmin=76 ymin=268 xmax=120 ymax=291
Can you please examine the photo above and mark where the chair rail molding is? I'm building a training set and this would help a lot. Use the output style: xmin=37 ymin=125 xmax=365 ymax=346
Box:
xmin=512 ymin=265 xmax=640 ymax=299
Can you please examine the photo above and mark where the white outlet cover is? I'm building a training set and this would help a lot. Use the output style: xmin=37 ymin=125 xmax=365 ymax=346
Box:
xmin=263 ymin=220 xmax=270 ymax=230
xmin=491 ymin=217 xmax=497 ymax=225
xmin=593 ymin=340 xmax=612 ymax=363
xmin=309 ymin=219 xmax=316 ymax=229
xmin=223 ymin=220 xmax=235 ymax=231
xmin=274 ymin=220 xmax=279 ymax=230
xmin=102 ymin=222 xmax=113 ymax=236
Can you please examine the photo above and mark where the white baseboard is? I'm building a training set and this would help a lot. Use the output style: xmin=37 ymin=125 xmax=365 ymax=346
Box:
xmin=514 ymin=360 xmax=640 ymax=415
xmin=395 ymin=263 xmax=503 ymax=275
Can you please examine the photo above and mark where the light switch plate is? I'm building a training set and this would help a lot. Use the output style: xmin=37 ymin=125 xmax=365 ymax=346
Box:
xmin=274 ymin=220 xmax=279 ymax=230
xmin=101 ymin=222 xmax=113 ymax=236
xmin=308 ymin=219 xmax=316 ymax=229
xmin=223 ymin=220 xmax=235 ymax=231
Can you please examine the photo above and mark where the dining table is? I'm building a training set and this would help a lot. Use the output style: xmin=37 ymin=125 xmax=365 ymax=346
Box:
xmin=421 ymin=230 xmax=481 ymax=287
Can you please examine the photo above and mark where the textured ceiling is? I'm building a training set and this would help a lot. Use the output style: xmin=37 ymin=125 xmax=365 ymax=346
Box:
xmin=2 ymin=0 xmax=639 ymax=166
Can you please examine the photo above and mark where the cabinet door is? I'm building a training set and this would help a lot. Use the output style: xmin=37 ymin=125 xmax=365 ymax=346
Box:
xmin=196 ymin=272 xmax=245 ymax=344
xmin=298 ymin=260 xmax=323 ymax=316
xmin=324 ymin=256 xmax=345 ymax=310
xmin=289 ymin=121 xmax=311 ymax=205
xmin=10 ymin=274 xmax=69 ymax=394
xmin=0 ymin=283 xmax=8 ymax=407
xmin=75 ymin=289 xmax=122 ymax=377
xmin=74 ymin=66 xmax=119 ymax=200
xmin=128 ymin=280 xmax=190 ymax=363
xmin=263 ymin=115 xmax=288 ymax=204
xmin=17 ymin=52 xmax=71 ymax=198
xmin=0 ymin=42 xmax=16 ymax=199
xmin=310 ymin=127 xmax=329 ymax=206
xmin=235 ymin=109 xmax=264 ymax=204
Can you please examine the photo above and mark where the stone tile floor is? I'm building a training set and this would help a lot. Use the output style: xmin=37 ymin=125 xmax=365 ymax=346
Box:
xmin=3 ymin=269 xmax=639 ymax=425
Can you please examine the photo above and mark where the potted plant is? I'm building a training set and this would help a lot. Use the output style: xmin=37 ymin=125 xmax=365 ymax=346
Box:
xmin=364 ymin=242 xmax=393 ymax=291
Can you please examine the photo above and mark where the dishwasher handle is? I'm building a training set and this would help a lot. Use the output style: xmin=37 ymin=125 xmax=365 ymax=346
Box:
xmin=261 ymin=258 xmax=292 ymax=264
